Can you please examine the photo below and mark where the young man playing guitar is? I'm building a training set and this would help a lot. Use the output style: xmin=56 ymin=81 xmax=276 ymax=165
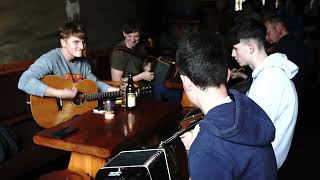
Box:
xmin=18 ymin=22 xmax=118 ymax=127
xmin=18 ymin=22 xmax=118 ymax=99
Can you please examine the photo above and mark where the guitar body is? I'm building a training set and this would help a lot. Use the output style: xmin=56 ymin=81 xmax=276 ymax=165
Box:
xmin=30 ymin=75 xmax=98 ymax=128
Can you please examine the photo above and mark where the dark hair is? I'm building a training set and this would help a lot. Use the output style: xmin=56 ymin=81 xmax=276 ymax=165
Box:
xmin=229 ymin=17 xmax=266 ymax=49
xmin=122 ymin=19 xmax=143 ymax=34
xmin=176 ymin=32 xmax=228 ymax=89
xmin=59 ymin=22 xmax=87 ymax=40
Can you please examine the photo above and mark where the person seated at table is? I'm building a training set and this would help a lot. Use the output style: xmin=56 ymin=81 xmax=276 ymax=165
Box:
xmin=176 ymin=31 xmax=277 ymax=180
xmin=18 ymin=22 xmax=118 ymax=99
xmin=110 ymin=18 xmax=181 ymax=103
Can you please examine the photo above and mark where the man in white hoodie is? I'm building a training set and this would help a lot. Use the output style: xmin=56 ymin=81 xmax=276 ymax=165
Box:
xmin=229 ymin=17 xmax=299 ymax=169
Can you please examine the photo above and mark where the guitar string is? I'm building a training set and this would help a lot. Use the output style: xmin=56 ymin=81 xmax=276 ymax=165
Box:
xmin=82 ymin=86 xmax=151 ymax=101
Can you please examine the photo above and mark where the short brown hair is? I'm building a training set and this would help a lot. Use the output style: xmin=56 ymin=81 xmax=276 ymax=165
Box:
xmin=59 ymin=22 xmax=87 ymax=40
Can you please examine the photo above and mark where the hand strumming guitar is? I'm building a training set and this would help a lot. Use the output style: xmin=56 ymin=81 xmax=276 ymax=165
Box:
xmin=45 ymin=86 xmax=78 ymax=99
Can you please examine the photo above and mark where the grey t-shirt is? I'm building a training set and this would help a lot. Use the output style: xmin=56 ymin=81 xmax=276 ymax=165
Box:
xmin=18 ymin=48 xmax=110 ymax=97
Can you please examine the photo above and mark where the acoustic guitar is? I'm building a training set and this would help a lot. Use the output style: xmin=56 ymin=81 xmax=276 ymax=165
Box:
xmin=29 ymin=75 xmax=151 ymax=128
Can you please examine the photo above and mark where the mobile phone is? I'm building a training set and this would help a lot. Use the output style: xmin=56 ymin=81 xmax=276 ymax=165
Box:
xmin=49 ymin=127 xmax=79 ymax=139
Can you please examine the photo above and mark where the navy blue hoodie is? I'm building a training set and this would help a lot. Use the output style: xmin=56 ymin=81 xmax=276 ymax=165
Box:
xmin=188 ymin=89 xmax=277 ymax=180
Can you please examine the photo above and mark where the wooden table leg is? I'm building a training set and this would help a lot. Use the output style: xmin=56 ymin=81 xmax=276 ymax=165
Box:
xmin=68 ymin=152 xmax=107 ymax=178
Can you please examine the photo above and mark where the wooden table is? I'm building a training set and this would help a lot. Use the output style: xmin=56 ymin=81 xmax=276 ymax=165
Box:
xmin=33 ymin=100 xmax=179 ymax=178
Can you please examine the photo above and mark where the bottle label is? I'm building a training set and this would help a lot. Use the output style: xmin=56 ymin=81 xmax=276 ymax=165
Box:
xmin=127 ymin=93 xmax=136 ymax=107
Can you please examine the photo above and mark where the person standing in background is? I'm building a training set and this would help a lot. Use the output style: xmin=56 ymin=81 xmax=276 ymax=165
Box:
xmin=263 ymin=14 xmax=313 ymax=94
xmin=230 ymin=17 xmax=298 ymax=169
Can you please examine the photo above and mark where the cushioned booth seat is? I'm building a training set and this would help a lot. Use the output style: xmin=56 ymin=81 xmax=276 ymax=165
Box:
xmin=0 ymin=61 xmax=67 ymax=179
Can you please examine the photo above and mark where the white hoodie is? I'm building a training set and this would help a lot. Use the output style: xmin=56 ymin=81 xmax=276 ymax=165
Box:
xmin=247 ymin=53 xmax=299 ymax=169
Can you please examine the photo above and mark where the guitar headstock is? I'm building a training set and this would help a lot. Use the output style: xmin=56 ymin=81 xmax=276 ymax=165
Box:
xmin=137 ymin=85 xmax=152 ymax=96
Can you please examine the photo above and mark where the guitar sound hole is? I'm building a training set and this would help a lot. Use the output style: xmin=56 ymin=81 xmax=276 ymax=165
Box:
xmin=72 ymin=92 xmax=85 ymax=105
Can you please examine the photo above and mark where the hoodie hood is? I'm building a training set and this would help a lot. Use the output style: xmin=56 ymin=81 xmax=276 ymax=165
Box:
xmin=252 ymin=53 xmax=298 ymax=80
xmin=199 ymin=89 xmax=275 ymax=146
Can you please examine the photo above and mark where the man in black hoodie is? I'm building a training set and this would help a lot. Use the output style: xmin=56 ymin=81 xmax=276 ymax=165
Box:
xmin=176 ymin=32 xmax=277 ymax=180
xmin=263 ymin=14 xmax=312 ymax=94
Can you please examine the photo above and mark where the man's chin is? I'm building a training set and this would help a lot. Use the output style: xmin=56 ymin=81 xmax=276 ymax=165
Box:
xmin=127 ymin=44 xmax=137 ymax=49
xmin=74 ymin=53 xmax=83 ymax=58
xmin=267 ymin=40 xmax=276 ymax=44
xmin=238 ymin=62 xmax=245 ymax=67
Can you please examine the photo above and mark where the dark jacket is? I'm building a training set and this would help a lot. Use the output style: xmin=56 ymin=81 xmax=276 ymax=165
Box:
xmin=274 ymin=34 xmax=313 ymax=92
xmin=188 ymin=89 xmax=277 ymax=180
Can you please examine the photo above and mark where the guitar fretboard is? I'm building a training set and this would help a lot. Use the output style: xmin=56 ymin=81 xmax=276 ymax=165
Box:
xmin=84 ymin=91 xmax=120 ymax=101
xmin=81 ymin=85 xmax=151 ymax=102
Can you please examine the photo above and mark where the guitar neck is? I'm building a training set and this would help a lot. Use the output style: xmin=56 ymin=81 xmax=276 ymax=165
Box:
xmin=179 ymin=113 xmax=204 ymax=129
xmin=83 ymin=91 xmax=121 ymax=101
xmin=82 ymin=85 xmax=151 ymax=102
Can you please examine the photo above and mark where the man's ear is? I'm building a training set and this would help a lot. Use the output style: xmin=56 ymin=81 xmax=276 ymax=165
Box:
xmin=122 ymin=31 xmax=126 ymax=37
xmin=180 ymin=75 xmax=194 ymax=91
xmin=248 ymin=42 xmax=255 ymax=54
xmin=60 ymin=39 xmax=66 ymax=48
xmin=227 ymin=68 xmax=231 ymax=82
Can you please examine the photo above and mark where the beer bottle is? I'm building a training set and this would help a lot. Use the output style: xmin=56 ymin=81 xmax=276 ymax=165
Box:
xmin=126 ymin=73 xmax=136 ymax=110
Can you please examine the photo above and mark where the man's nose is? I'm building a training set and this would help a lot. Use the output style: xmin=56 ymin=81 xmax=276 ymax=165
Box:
xmin=78 ymin=42 xmax=86 ymax=49
xmin=231 ymin=50 xmax=235 ymax=57
xmin=132 ymin=38 xmax=139 ymax=43
xmin=266 ymin=35 xmax=271 ymax=42
xmin=129 ymin=37 xmax=135 ymax=42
